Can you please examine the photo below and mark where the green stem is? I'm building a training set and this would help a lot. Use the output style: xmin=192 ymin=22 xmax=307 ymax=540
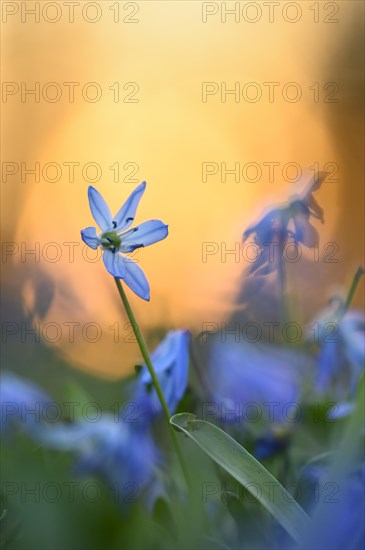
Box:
xmin=114 ymin=278 xmax=191 ymax=488
xmin=343 ymin=266 xmax=364 ymax=315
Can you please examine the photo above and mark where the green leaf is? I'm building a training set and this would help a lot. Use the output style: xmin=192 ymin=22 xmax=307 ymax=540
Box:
xmin=170 ymin=413 xmax=310 ymax=543
xmin=152 ymin=497 xmax=177 ymax=540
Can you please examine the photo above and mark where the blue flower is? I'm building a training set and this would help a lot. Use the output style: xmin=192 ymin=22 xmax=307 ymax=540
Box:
xmin=81 ymin=182 xmax=168 ymax=300
xmin=37 ymin=414 xmax=161 ymax=506
xmin=0 ymin=372 xmax=53 ymax=436
xmin=311 ymin=305 xmax=365 ymax=398
xmin=205 ymin=337 xmax=308 ymax=427
xmin=300 ymin=463 xmax=365 ymax=550
xmin=133 ymin=330 xmax=190 ymax=418
xmin=243 ymin=172 xmax=327 ymax=275
xmin=327 ymin=401 xmax=355 ymax=420
xmin=254 ymin=427 xmax=291 ymax=460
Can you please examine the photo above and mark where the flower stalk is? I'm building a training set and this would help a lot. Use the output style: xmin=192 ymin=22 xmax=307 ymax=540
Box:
xmin=343 ymin=266 xmax=364 ymax=315
xmin=114 ymin=278 xmax=191 ymax=488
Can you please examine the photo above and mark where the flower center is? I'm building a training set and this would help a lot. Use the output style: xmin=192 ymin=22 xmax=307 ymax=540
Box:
xmin=101 ymin=230 xmax=122 ymax=250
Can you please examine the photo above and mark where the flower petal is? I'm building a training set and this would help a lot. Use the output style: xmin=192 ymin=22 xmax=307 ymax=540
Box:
xmin=172 ymin=331 xmax=190 ymax=400
xmin=1 ymin=372 xmax=53 ymax=435
xmin=88 ymin=186 xmax=113 ymax=231
xmin=307 ymin=195 xmax=324 ymax=223
xmin=102 ymin=249 xmax=126 ymax=279
xmin=135 ymin=330 xmax=190 ymax=416
xmin=254 ymin=432 xmax=290 ymax=460
xmin=327 ymin=402 xmax=355 ymax=420
xmin=207 ymin=338 xmax=304 ymax=425
xmin=243 ymin=206 xmax=289 ymax=246
xmin=81 ymin=226 xmax=100 ymax=250
xmin=37 ymin=416 xmax=160 ymax=498
xmin=122 ymin=220 xmax=168 ymax=252
xmin=293 ymin=214 xmax=319 ymax=247
xmin=289 ymin=171 xmax=328 ymax=205
xmin=316 ymin=340 xmax=341 ymax=393
xmin=123 ymin=258 xmax=150 ymax=301
xmin=113 ymin=181 xmax=146 ymax=231
xmin=290 ymin=201 xmax=319 ymax=247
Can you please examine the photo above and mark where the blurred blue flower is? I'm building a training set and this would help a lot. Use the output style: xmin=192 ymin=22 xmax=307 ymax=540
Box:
xmin=37 ymin=414 xmax=161 ymax=506
xmin=299 ymin=463 xmax=365 ymax=550
xmin=243 ymin=172 xmax=327 ymax=275
xmin=81 ymin=182 xmax=168 ymax=300
xmin=254 ymin=427 xmax=291 ymax=460
xmin=133 ymin=330 xmax=190 ymax=418
xmin=327 ymin=401 xmax=355 ymax=420
xmin=206 ymin=337 xmax=308 ymax=427
xmin=0 ymin=371 xmax=53 ymax=436
xmin=311 ymin=306 xmax=365 ymax=398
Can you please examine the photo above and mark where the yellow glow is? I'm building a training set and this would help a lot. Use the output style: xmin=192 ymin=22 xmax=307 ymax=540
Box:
xmin=3 ymin=1 xmax=363 ymax=376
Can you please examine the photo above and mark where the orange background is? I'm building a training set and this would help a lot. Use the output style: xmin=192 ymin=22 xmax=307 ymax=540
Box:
xmin=2 ymin=1 xmax=364 ymax=376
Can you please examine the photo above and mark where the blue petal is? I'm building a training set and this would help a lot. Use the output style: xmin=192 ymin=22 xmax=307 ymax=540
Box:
xmin=254 ymin=432 xmax=289 ymax=460
xmin=243 ymin=206 xmax=289 ymax=246
xmin=37 ymin=415 xmax=160 ymax=497
xmin=172 ymin=331 xmax=190 ymax=400
xmin=113 ymin=181 xmax=146 ymax=232
xmin=122 ymin=220 xmax=168 ymax=252
xmin=0 ymin=372 xmax=52 ymax=409
xmin=35 ymin=422 xmax=92 ymax=450
xmin=316 ymin=340 xmax=341 ymax=394
xmin=88 ymin=186 xmax=113 ymax=231
xmin=123 ymin=258 xmax=150 ymax=300
xmin=327 ymin=402 xmax=355 ymax=420
xmin=207 ymin=339 xmax=304 ymax=425
xmin=136 ymin=330 xmax=190 ymax=416
xmin=102 ymin=249 xmax=126 ymax=279
xmin=1 ymin=372 xmax=53 ymax=435
xmin=302 ymin=465 xmax=365 ymax=550
xmin=291 ymin=202 xmax=319 ymax=247
xmin=342 ymin=310 xmax=365 ymax=377
xmin=290 ymin=171 xmax=327 ymax=222
xmin=81 ymin=226 xmax=100 ymax=250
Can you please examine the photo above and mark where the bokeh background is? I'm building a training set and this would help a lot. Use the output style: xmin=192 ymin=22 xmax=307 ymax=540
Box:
xmin=2 ymin=0 xmax=364 ymax=382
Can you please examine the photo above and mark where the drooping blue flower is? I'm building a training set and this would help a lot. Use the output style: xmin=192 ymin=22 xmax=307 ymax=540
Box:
xmin=0 ymin=371 xmax=53 ymax=436
xmin=243 ymin=172 xmax=327 ymax=275
xmin=133 ymin=330 xmax=190 ymax=418
xmin=36 ymin=414 xmax=161 ymax=507
xmin=205 ymin=336 xmax=308 ymax=427
xmin=81 ymin=182 xmax=168 ymax=300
